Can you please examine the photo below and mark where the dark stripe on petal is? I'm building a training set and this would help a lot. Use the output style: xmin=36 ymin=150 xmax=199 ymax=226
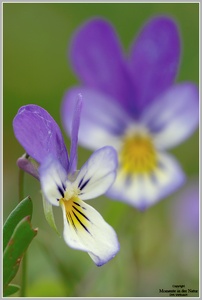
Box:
xmin=66 ymin=215 xmax=69 ymax=224
xmin=68 ymin=212 xmax=77 ymax=231
xmin=78 ymin=177 xmax=84 ymax=189
xmin=73 ymin=201 xmax=81 ymax=207
xmin=72 ymin=205 xmax=90 ymax=221
xmin=72 ymin=211 xmax=90 ymax=234
xmin=57 ymin=185 xmax=64 ymax=198
xmin=62 ymin=182 xmax=66 ymax=190
xmin=73 ymin=201 xmax=86 ymax=209
xmin=80 ymin=178 xmax=91 ymax=191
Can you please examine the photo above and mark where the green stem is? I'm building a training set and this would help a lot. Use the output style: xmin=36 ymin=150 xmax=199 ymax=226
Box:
xmin=18 ymin=168 xmax=27 ymax=297
xmin=18 ymin=168 xmax=24 ymax=203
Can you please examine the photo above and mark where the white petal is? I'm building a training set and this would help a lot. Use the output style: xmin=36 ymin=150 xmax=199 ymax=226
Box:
xmin=60 ymin=198 xmax=119 ymax=266
xmin=39 ymin=155 xmax=68 ymax=206
xmin=107 ymin=152 xmax=185 ymax=210
xmin=75 ymin=146 xmax=118 ymax=200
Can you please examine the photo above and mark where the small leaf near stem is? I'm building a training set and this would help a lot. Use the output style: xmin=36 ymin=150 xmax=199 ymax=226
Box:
xmin=3 ymin=216 xmax=38 ymax=293
xmin=3 ymin=196 xmax=33 ymax=252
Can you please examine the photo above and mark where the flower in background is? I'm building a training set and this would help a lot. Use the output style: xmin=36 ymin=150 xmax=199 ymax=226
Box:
xmin=13 ymin=96 xmax=119 ymax=266
xmin=170 ymin=179 xmax=199 ymax=237
xmin=168 ymin=179 xmax=199 ymax=273
xmin=62 ymin=16 xmax=199 ymax=210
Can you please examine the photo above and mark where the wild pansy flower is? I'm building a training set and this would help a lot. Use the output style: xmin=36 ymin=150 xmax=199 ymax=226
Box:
xmin=61 ymin=16 xmax=199 ymax=210
xmin=13 ymin=97 xmax=119 ymax=266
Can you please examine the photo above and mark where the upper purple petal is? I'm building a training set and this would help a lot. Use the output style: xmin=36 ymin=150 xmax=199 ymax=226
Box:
xmin=68 ymin=94 xmax=82 ymax=174
xmin=129 ymin=16 xmax=181 ymax=115
xmin=69 ymin=18 xmax=134 ymax=111
xmin=13 ymin=104 xmax=69 ymax=171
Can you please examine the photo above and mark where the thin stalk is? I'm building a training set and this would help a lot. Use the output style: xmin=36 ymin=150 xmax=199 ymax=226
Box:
xmin=18 ymin=168 xmax=27 ymax=297
xmin=18 ymin=168 xmax=24 ymax=202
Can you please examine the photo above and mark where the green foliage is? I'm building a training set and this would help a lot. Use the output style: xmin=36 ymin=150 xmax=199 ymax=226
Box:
xmin=3 ymin=197 xmax=38 ymax=297
xmin=3 ymin=284 xmax=20 ymax=297
xmin=3 ymin=196 xmax=33 ymax=251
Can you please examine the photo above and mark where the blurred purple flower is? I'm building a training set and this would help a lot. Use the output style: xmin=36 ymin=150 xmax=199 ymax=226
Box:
xmin=13 ymin=97 xmax=119 ymax=266
xmin=169 ymin=179 xmax=199 ymax=272
xmin=170 ymin=179 xmax=199 ymax=237
xmin=61 ymin=16 xmax=199 ymax=210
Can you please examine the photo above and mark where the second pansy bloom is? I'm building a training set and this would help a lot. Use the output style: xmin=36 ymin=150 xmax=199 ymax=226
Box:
xmin=13 ymin=96 xmax=119 ymax=266
xmin=62 ymin=16 xmax=199 ymax=210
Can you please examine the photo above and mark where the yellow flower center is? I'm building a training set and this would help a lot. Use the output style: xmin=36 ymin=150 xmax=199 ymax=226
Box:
xmin=120 ymin=133 xmax=157 ymax=175
xmin=59 ymin=189 xmax=89 ymax=232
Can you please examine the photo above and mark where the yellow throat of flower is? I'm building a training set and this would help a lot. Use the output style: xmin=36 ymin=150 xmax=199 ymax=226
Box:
xmin=59 ymin=188 xmax=89 ymax=232
xmin=120 ymin=133 xmax=157 ymax=175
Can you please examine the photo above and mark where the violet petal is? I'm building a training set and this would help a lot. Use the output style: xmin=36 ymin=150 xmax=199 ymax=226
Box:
xmin=13 ymin=104 xmax=69 ymax=171
xmin=129 ymin=16 xmax=181 ymax=115
xmin=69 ymin=18 xmax=134 ymax=111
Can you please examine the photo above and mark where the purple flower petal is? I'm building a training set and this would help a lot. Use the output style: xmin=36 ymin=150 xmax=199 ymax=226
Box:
xmin=107 ymin=152 xmax=185 ymax=210
xmin=129 ymin=16 xmax=181 ymax=115
xmin=69 ymin=18 xmax=134 ymax=111
xmin=61 ymin=87 xmax=130 ymax=150
xmin=141 ymin=83 xmax=199 ymax=149
xmin=13 ymin=104 xmax=69 ymax=171
xmin=68 ymin=94 xmax=82 ymax=174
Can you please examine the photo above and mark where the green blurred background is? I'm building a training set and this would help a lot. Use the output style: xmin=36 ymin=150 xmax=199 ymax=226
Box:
xmin=3 ymin=3 xmax=199 ymax=297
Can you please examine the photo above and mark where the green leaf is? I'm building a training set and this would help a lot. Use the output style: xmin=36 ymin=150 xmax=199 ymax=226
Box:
xmin=42 ymin=193 xmax=60 ymax=236
xmin=3 ymin=216 xmax=38 ymax=292
xmin=3 ymin=196 xmax=33 ymax=251
xmin=4 ymin=284 xmax=20 ymax=297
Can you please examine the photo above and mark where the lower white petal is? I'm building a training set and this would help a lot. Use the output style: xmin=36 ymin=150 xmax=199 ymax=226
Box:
xmin=107 ymin=152 xmax=185 ymax=210
xmin=60 ymin=198 xmax=119 ymax=266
